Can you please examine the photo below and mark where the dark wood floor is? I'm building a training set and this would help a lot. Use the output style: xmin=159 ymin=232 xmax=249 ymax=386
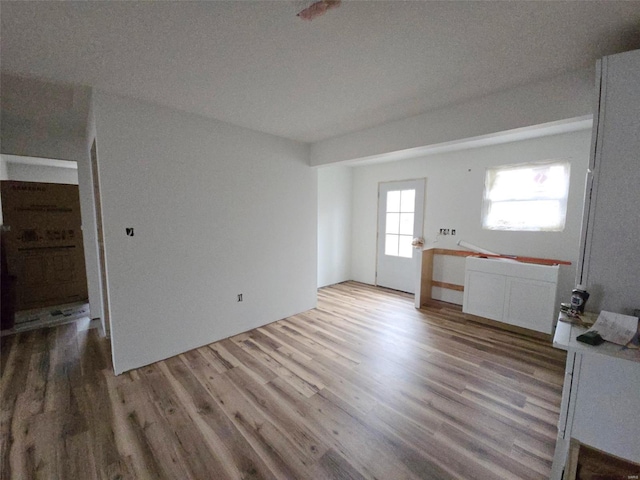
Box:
xmin=1 ymin=281 xmax=566 ymax=479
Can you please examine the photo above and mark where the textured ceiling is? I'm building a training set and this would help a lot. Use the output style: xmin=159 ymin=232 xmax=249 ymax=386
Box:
xmin=2 ymin=1 xmax=640 ymax=143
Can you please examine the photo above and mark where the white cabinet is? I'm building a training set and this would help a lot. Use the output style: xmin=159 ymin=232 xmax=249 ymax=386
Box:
xmin=551 ymin=320 xmax=640 ymax=478
xmin=463 ymin=257 xmax=559 ymax=334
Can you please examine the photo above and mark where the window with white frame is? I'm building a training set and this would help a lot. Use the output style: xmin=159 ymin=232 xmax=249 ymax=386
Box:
xmin=482 ymin=161 xmax=570 ymax=231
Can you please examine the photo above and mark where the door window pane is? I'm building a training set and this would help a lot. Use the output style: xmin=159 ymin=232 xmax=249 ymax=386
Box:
xmin=386 ymin=213 xmax=400 ymax=234
xmin=400 ymin=189 xmax=415 ymax=213
xmin=386 ymin=190 xmax=401 ymax=213
xmin=398 ymin=235 xmax=413 ymax=258
xmin=399 ymin=213 xmax=414 ymax=235
xmin=385 ymin=234 xmax=399 ymax=256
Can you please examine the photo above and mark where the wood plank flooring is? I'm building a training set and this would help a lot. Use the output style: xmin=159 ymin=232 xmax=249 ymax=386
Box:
xmin=1 ymin=281 xmax=567 ymax=479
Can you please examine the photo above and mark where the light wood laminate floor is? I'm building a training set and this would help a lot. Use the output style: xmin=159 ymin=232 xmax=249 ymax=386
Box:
xmin=1 ymin=281 xmax=566 ymax=479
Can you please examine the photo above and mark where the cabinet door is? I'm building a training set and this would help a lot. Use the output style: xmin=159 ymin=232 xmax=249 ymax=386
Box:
xmin=504 ymin=277 xmax=557 ymax=333
xmin=572 ymin=354 xmax=640 ymax=463
xmin=463 ymin=270 xmax=505 ymax=321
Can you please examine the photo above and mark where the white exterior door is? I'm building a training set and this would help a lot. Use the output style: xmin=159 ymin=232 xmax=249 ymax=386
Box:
xmin=376 ymin=179 xmax=425 ymax=293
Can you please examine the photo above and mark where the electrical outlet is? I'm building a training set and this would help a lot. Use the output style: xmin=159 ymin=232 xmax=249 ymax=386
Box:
xmin=237 ymin=293 xmax=243 ymax=302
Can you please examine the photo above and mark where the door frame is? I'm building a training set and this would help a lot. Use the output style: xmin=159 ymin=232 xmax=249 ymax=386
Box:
xmin=90 ymin=139 xmax=111 ymax=338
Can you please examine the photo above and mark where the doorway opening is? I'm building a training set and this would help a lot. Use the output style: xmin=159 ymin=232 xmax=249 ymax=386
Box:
xmin=0 ymin=155 xmax=94 ymax=335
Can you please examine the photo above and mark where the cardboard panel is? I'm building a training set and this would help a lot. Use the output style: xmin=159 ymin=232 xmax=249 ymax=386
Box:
xmin=1 ymin=181 xmax=82 ymax=227
xmin=1 ymin=181 xmax=88 ymax=311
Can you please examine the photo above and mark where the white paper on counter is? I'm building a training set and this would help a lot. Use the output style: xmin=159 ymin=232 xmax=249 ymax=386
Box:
xmin=587 ymin=311 xmax=639 ymax=346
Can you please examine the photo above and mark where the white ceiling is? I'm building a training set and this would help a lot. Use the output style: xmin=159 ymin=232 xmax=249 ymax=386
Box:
xmin=2 ymin=1 xmax=640 ymax=143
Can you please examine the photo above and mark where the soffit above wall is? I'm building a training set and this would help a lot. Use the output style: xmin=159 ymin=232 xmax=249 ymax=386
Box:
xmin=344 ymin=116 xmax=594 ymax=168
xmin=1 ymin=155 xmax=78 ymax=169
xmin=1 ymin=74 xmax=90 ymax=140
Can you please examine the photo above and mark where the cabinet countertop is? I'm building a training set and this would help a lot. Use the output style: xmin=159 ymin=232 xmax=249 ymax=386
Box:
xmin=553 ymin=313 xmax=640 ymax=364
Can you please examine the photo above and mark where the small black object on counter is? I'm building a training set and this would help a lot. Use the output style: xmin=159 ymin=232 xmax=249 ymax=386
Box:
xmin=576 ymin=330 xmax=605 ymax=346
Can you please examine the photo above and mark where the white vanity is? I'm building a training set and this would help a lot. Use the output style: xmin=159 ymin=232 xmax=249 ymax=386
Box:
xmin=463 ymin=256 xmax=559 ymax=334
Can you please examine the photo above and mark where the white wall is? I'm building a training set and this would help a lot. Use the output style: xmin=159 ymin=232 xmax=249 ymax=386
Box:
xmin=317 ymin=166 xmax=352 ymax=287
xmin=93 ymin=92 xmax=317 ymax=374
xmin=311 ymin=69 xmax=593 ymax=166
xmin=6 ymin=162 xmax=78 ymax=184
xmin=580 ymin=49 xmax=640 ymax=314
xmin=0 ymin=74 xmax=90 ymax=162
xmin=350 ymin=129 xmax=592 ymax=306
